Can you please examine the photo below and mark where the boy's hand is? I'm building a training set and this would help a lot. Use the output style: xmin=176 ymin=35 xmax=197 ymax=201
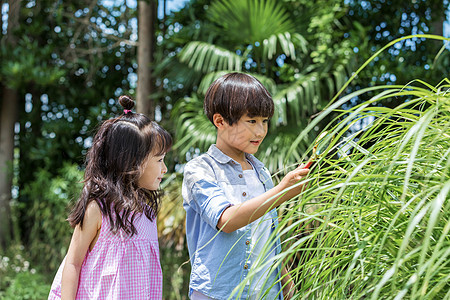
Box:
xmin=280 ymin=165 xmax=310 ymax=196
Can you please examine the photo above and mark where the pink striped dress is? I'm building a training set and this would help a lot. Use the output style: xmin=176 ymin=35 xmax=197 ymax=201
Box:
xmin=48 ymin=212 xmax=163 ymax=299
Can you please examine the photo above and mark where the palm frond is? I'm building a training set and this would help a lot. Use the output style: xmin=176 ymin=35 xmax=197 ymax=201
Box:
xmin=155 ymin=55 xmax=203 ymax=93
xmin=263 ymin=32 xmax=308 ymax=60
xmin=171 ymin=94 xmax=216 ymax=160
xmin=273 ymin=62 xmax=349 ymax=127
xmin=273 ymin=73 xmax=320 ymax=126
xmin=207 ymin=0 xmax=295 ymax=45
xmin=178 ymin=41 xmax=243 ymax=73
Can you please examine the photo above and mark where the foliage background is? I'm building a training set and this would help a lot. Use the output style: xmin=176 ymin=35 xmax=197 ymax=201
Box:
xmin=0 ymin=0 xmax=449 ymax=299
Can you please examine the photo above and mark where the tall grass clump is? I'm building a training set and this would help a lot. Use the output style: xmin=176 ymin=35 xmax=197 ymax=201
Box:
xmin=235 ymin=79 xmax=449 ymax=299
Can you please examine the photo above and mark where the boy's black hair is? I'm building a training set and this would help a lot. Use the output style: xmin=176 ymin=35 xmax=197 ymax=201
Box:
xmin=204 ymin=72 xmax=274 ymax=125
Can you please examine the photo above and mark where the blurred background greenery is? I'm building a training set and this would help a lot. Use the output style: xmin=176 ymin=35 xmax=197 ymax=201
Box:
xmin=0 ymin=0 xmax=448 ymax=299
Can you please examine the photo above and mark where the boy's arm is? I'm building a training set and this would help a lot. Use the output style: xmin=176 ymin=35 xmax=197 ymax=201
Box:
xmin=217 ymin=165 xmax=309 ymax=233
xmin=61 ymin=201 xmax=101 ymax=300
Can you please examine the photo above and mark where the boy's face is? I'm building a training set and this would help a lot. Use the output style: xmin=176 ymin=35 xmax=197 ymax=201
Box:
xmin=216 ymin=113 xmax=269 ymax=156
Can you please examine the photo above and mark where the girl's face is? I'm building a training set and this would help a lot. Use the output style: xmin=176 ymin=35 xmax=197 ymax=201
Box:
xmin=138 ymin=152 xmax=168 ymax=190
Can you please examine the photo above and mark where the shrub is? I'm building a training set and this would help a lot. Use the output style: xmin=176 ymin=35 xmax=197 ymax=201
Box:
xmin=235 ymin=80 xmax=450 ymax=299
xmin=0 ymin=245 xmax=51 ymax=299
xmin=19 ymin=163 xmax=83 ymax=273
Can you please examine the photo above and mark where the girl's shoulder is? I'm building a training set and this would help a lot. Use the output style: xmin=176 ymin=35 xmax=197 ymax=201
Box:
xmin=84 ymin=200 xmax=102 ymax=229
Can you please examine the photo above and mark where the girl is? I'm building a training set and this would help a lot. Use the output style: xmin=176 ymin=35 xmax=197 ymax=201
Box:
xmin=48 ymin=95 xmax=172 ymax=299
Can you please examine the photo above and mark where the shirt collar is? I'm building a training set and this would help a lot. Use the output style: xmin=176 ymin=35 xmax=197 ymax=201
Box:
xmin=207 ymin=144 xmax=264 ymax=169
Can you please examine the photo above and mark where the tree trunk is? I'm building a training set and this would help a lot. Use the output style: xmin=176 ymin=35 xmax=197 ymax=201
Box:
xmin=137 ymin=0 xmax=157 ymax=119
xmin=0 ymin=0 xmax=3 ymax=41
xmin=162 ymin=0 xmax=166 ymax=37
xmin=0 ymin=0 xmax=21 ymax=249
xmin=431 ymin=1 xmax=444 ymax=36
xmin=432 ymin=18 xmax=443 ymax=37
xmin=0 ymin=87 xmax=18 ymax=248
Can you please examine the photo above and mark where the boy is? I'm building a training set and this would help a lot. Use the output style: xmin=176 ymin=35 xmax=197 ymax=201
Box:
xmin=182 ymin=73 xmax=309 ymax=299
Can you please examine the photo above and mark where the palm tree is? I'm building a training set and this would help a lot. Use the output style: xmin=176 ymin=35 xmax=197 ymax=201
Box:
xmin=168 ymin=0 xmax=354 ymax=172
xmin=0 ymin=0 xmax=21 ymax=250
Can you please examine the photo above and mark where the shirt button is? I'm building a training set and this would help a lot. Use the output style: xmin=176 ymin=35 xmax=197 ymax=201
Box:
xmin=243 ymin=264 xmax=249 ymax=269
xmin=242 ymin=192 xmax=247 ymax=196
xmin=245 ymin=240 xmax=250 ymax=245
xmin=239 ymin=174 xmax=243 ymax=178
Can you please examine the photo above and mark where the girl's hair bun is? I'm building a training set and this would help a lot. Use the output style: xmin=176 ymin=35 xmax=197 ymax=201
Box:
xmin=118 ymin=95 xmax=135 ymax=111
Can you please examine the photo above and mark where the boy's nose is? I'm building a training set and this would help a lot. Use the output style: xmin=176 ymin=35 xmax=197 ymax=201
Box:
xmin=255 ymin=123 xmax=266 ymax=137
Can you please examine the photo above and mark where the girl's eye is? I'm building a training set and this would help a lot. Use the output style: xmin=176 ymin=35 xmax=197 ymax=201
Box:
xmin=263 ymin=119 xmax=269 ymax=123
xmin=248 ymin=120 xmax=256 ymax=124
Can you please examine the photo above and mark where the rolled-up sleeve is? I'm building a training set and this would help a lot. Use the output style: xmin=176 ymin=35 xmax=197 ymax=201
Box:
xmin=191 ymin=180 xmax=232 ymax=229
xmin=183 ymin=161 xmax=233 ymax=230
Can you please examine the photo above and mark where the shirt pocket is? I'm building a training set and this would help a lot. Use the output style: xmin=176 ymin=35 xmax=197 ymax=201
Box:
xmin=219 ymin=181 xmax=247 ymax=205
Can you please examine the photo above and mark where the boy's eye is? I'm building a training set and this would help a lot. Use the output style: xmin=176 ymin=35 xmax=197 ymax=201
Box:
xmin=247 ymin=120 xmax=256 ymax=124
xmin=263 ymin=119 xmax=269 ymax=123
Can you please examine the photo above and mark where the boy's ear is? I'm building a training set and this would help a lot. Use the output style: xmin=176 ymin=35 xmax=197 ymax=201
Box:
xmin=213 ymin=113 xmax=226 ymax=128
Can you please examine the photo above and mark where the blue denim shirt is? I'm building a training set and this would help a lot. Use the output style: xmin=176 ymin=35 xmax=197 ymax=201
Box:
xmin=182 ymin=145 xmax=282 ymax=300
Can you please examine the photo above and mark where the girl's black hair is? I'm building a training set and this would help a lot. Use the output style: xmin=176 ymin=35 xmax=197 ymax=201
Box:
xmin=68 ymin=95 xmax=172 ymax=236
xmin=204 ymin=72 xmax=274 ymax=125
